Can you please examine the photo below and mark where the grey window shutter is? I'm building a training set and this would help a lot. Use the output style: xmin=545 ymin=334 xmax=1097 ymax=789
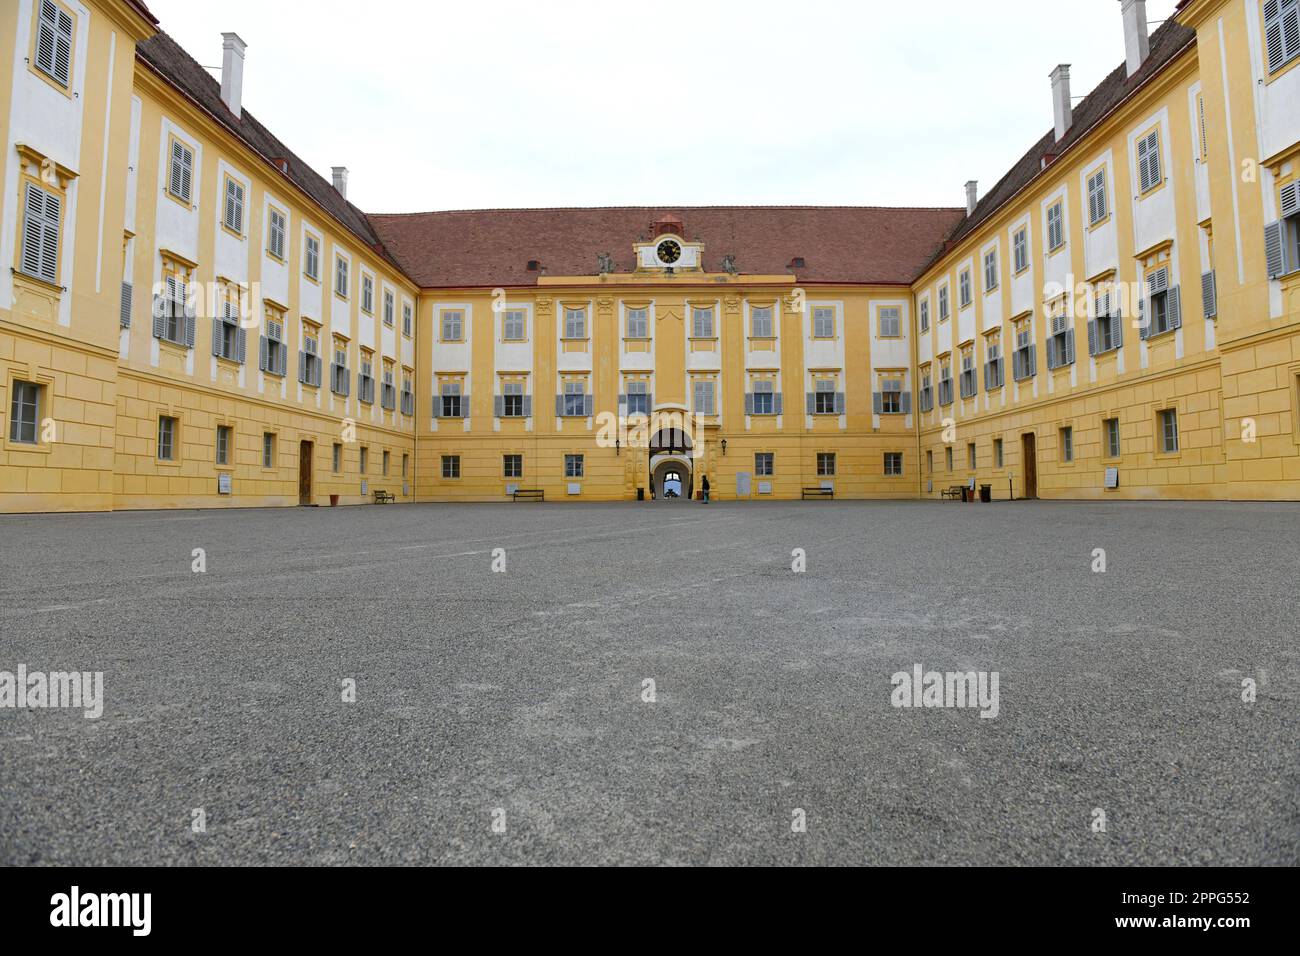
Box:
xmin=872 ymin=391 xmax=883 ymax=414
xmin=744 ymin=392 xmax=754 ymax=414
xmin=329 ymin=362 xmax=338 ymax=390
xmin=555 ymin=394 xmax=564 ymax=416
xmin=1114 ymin=310 xmax=1124 ymax=348
xmin=259 ymin=335 xmax=268 ymax=371
xmin=1046 ymin=337 xmax=1058 ymax=369
xmin=1066 ymin=329 xmax=1075 ymax=364
xmin=212 ymin=319 xmax=222 ymax=357
xmin=1168 ymin=286 xmax=1182 ymax=330
xmin=494 ymin=395 xmax=504 ymax=417
xmin=344 ymin=370 xmax=351 ymax=397
xmin=184 ymin=313 xmax=196 ymax=348
xmin=522 ymin=395 xmax=532 ymax=417
xmin=120 ymin=282 xmax=133 ymax=328
xmin=1264 ymin=222 xmax=1287 ymax=278
xmin=583 ymin=395 xmax=593 ymax=417
xmin=1139 ymin=296 xmax=1149 ymax=339
xmin=1012 ymin=351 xmax=1022 ymax=380
xmin=279 ymin=343 xmax=289 ymax=376
xmin=1087 ymin=320 xmax=1098 ymax=355
xmin=834 ymin=392 xmax=845 ymax=414
xmin=806 ymin=392 xmax=815 ymax=414
xmin=618 ymin=394 xmax=627 ymax=409
xmin=1201 ymin=270 xmax=1217 ymax=318
xmin=900 ymin=390 xmax=912 ymax=413
xmin=774 ymin=392 xmax=783 ymax=415
xmin=236 ymin=326 xmax=246 ymax=364
xmin=647 ymin=392 xmax=653 ymax=410
xmin=298 ymin=351 xmax=306 ymax=383
xmin=433 ymin=394 xmax=439 ymax=417
xmin=983 ymin=361 xmax=991 ymax=388
xmin=152 ymin=295 xmax=166 ymax=339
xmin=1283 ymin=180 xmax=1300 ymax=218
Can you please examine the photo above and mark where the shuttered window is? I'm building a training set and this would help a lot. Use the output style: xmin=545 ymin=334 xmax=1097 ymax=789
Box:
xmin=983 ymin=250 xmax=998 ymax=291
xmin=20 ymin=182 xmax=61 ymax=285
xmin=1046 ymin=202 xmax=1064 ymax=251
xmin=223 ymin=177 xmax=245 ymax=234
xmin=304 ymin=235 xmax=320 ymax=280
xmin=267 ymin=208 xmax=286 ymax=260
xmin=1137 ymin=129 xmax=1162 ymax=194
xmin=1087 ymin=168 xmax=1108 ymax=225
xmin=1264 ymin=0 xmax=1300 ymax=74
xmin=1013 ymin=228 xmax=1029 ymax=273
xmin=168 ymin=139 xmax=194 ymax=203
xmin=34 ymin=0 xmax=73 ymax=88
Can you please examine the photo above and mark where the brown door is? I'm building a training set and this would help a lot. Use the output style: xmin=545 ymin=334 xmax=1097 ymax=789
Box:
xmin=299 ymin=441 xmax=313 ymax=505
xmin=1021 ymin=433 xmax=1037 ymax=499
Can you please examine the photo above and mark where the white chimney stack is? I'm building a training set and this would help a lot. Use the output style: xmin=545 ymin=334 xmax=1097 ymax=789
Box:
xmin=1120 ymin=0 xmax=1151 ymax=78
xmin=1050 ymin=64 xmax=1072 ymax=143
xmin=331 ymin=167 xmax=349 ymax=199
xmin=220 ymin=33 xmax=247 ymax=119
xmin=965 ymin=180 xmax=979 ymax=215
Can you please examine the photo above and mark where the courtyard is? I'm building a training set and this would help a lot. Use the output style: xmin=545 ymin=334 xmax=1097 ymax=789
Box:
xmin=0 ymin=499 xmax=1295 ymax=866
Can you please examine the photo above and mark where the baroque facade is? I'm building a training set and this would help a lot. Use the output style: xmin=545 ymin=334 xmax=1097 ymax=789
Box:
xmin=1 ymin=0 xmax=1298 ymax=511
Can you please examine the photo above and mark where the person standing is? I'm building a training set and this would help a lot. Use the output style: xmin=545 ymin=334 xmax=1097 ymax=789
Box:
xmin=701 ymin=474 xmax=710 ymax=504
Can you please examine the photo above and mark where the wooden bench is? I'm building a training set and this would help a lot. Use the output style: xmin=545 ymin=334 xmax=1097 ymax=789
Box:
xmin=940 ymin=485 xmax=965 ymax=500
xmin=512 ymin=488 xmax=545 ymax=502
xmin=372 ymin=489 xmax=395 ymax=504
xmin=801 ymin=486 xmax=834 ymax=500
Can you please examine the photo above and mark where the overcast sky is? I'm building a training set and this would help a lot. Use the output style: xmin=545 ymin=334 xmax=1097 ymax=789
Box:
xmin=145 ymin=0 xmax=1181 ymax=214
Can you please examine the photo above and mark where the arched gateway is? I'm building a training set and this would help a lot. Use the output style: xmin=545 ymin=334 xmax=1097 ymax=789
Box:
xmin=648 ymin=427 xmax=693 ymax=500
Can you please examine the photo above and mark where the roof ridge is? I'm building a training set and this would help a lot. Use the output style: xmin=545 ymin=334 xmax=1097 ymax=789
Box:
xmin=371 ymin=204 xmax=967 ymax=217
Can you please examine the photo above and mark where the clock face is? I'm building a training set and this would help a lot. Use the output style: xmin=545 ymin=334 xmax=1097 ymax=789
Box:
xmin=656 ymin=239 xmax=682 ymax=265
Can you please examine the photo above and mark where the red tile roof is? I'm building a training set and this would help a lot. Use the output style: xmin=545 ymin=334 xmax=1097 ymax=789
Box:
xmin=367 ymin=206 xmax=965 ymax=289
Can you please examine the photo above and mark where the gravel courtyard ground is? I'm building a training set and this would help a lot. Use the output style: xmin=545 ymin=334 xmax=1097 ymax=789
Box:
xmin=0 ymin=499 xmax=1296 ymax=866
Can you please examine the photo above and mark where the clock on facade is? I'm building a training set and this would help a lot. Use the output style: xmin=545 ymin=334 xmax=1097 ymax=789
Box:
xmin=655 ymin=239 xmax=681 ymax=265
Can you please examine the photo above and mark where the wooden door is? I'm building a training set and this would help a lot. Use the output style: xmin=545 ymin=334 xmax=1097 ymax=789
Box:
xmin=1021 ymin=433 xmax=1037 ymax=499
xmin=299 ymin=441 xmax=313 ymax=505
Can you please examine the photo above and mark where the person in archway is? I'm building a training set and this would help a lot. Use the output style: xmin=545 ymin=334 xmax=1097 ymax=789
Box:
xmin=700 ymin=473 xmax=710 ymax=504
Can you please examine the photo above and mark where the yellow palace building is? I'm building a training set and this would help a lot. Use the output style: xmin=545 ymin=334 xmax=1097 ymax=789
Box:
xmin=1 ymin=0 xmax=1298 ymax=512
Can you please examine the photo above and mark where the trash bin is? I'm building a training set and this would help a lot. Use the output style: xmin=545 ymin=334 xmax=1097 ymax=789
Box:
xmin=636 ymin=488 xmax=644 ymax=501
xmin=979 ymin=484 xmax=992 ymax=503
xmin=329 ymin=494 xmax=340 ymax=507
xmin=960 ymin=486 xmax=969 ymax=502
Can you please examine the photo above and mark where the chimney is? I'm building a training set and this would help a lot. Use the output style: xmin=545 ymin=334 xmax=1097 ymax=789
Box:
xmin=1050 ymin=64 xmax=1072 ymax=143
xmin=220 ymin=33 xmax=247 ymax=119
xmin=1121 ymin=0 xmax=1150 ymax=78
xmin=965 ymin=180 xmax=979 ymax=215
xmin=331 ymin=167 xmax=349 ymax=200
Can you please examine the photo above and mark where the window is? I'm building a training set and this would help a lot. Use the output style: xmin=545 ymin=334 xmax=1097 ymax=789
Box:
xmin=878 ymin=306 xmax=901 ymax=338
xmin=813 ymin=306 xmax=835 ymax=338
xmin=1264 ymin=0 xmax=1300 ymax=74
xmin=564 ymin=307 xmax=586 ymax=339
xmin=562 ymin=381 xmax=587 ymax=417
xmin=877 ymin=377 xmax=904 ymax=414
xmin=960 ymin=353 xmax=977 ymax=399
xmin=1137 ymin=128 xmax=1162 ymax=194
xmin=1013 ymin=228 xmax=1029 ymax=273
xmin=402 ymin=454 xmax=409 ymax=478
xmin=919 ymin=299 xmax=930 ymax=333
xmin=817 ymin=452 xmax=836 ymax=476
xmin=401 ymin=374 xmax=414 ymax=416
xmin=501 ymin=382 xmax=525 ymax=417
xmin=1013 ymin=327 xmax=1037 ymax=381
xmin=693 ymin=378 xmax=716 ymax=415
xmin=304 ymin=234 xmax=321 ymax=281
xmin=1091 ymin=289 xmax=1123 ymax=354
xmin=383 ymin=289 xmax=394 ymax=327
xmin=1047 ymin=311 xmax=1075 ymax=369
xmin=625 ymin=380 xmax=649 ymax=415
xmin=938 ymin=286 xmax=950 ymax=321
xmin=813 ymin=379 xmax=838 ymax=415
xmin=442 ymin=455 xmax=460 ymax=479
xmin=503 ymin=454 xmax=523 ymax=478
xmin=223 ymin=177 xmax=245 ymax=235
xmin=359 ymin=446 xmax=368 ymax=474
xmin=260 ymin=315 xmax=288 ymax=375
xmin=983 ymin=250 xmax=998 ymax=291
xmin=754 ymin=452 xmax=774 ymax=477
xmin=214 ymin=298 xmax=243 ymax=362
xmin=382 ymin=450 xmax=390 ymax=476
xmin=440 ymin=382 xmax=463 ymax=418
xmin=208 ymin=427 xmax=231 ymax=473
xmin=926 ymin=450 xmax=934 ymax=474
xmin=1060 ymin=426 xmax=1074 ymax=463
xmin=959 ymin=270 xmax=972 ymax=307
xmin=938 ymin=363 xmax=954 ymax=406
xmin=993 ymin=438 xmax=1004 ymax=468
xmin=262 ymin=432 xmax=275 ymax=468
xmin=380 ymin=366 xmax=396 ymax=410
xmin=1104 ymin=417 xmax=1121 ymax=458
xmin=919 ymin=369 xmax=934 ymax=412
xmin=361 ymin=275 xmax=374 ymax=314
xmin=332 ymin=442 xmax=342 ymax=473
xmin=441 ymin=310 xmax=463 ymax=341
xmin=19 ymin=182 xmax=61 ymax=285
xmin=8 ymin=380 xmax=40 ymax=444
xmin=984 ymin=340 xmax=1004 ymax=390
xmin=334 ymin=256 xmax=349 ymax=298
xmin=330 ymin=344 xmax=349 ymax=396
xmin=157 ymin=416 xmax=177 ymax=461
xmin=168 ymin=139 xmax=194 ymax=204
xmin=692 ymin=307 xmax=714 ymax=338
xmin=1141 ymin=267 xmax=1181 ymax=338
xmin=1265 ymin=181 xmax=1300 ymax=278
xmin=1159 ymin=409 xmax=1179 ymax=453
xmin=751 ymin=306 xmax=773 ymax=338
xmin=34 ymin=0 xmax=74 ymax=88
xmin=625 ymin=307 xmax=648 ymax=338
xmin=403 ymin=303 xmax=413 ymax=337
xmin=298 ymin=329 xmax=323 ymax=387
xmin=357 ymin=356 xmax=375 ymax=404
xmin=945 ymin=446 xmax=954 ymax=470
xmin=267 ymin=208 xmax=287 ymax=260
xmin=503 ymin=309 xmax=526 ymax=340
xmin=1087 ymin=168 xmax=1108 ymax=225
xmin=967 ymin=442 xmax=977 ymax=470
xmin=751 ymin=380 xmax=775 ymax=415
xmin=564 ymin=454 xmax=584 ymax=478
xmin=1047 ymin=201 xmax=1064 ymax=251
